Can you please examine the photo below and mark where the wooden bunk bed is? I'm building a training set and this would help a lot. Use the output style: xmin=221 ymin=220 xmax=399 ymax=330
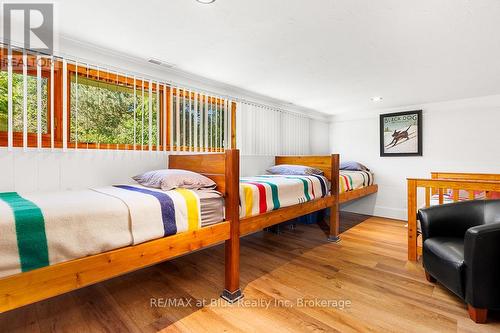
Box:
xmin=407 ymin=172 xmax=500 ymax=261
xmin=0 ymin=149 xmax=241 ymax=312
xmin=239 ymin=154 xmax=378 ymax=242
xmin=0 ymin=151 xmax=379 ymax=312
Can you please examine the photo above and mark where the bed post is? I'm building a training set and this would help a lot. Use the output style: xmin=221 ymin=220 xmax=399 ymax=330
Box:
xmin=407 ymin=179 xmax=418 ymax=261
xmin=221 ymin=149 xmax=243 ymax=303
xmin=327 ymin=154 xmax=341 ymax=242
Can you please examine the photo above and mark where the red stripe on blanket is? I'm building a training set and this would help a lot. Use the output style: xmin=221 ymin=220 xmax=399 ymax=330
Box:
xmin=246 ymin=182 xmax=268 ymax=213
xmin=341 ymin=175 xmax=351 ymax=191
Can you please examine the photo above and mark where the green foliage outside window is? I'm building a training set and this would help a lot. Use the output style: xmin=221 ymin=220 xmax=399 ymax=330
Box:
xmin=70 ymin=74 xmax=157 ymax=146
xmin=173 ymin=96 xmax=225 ymax=149
xmin=0 ymin=71 xmax=48 ymax=133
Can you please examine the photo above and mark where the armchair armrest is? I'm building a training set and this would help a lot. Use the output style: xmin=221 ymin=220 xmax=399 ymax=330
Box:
xmin=418 ymin=200 xmax=485 ymax=240
xmin=464 ymin=222 xmax=500 ymax=308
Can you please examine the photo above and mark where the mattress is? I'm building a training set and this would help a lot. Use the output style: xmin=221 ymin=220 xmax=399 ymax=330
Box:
xmin=198 ymin=189 xmax=225 ymax=226
xmin=427 ymin=190 xmax=496 ymax=206
xmin=240 ymin=175 xmax=329 ymax=218
xmin=0 ymin=187 xmax=224 ymax=278
xmin=239 ymin=171 xmax=375 ymax=218
xmin=339 ymin=170 xmax=374 ymax=193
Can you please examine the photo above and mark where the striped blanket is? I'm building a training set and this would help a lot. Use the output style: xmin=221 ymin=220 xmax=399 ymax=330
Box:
xmin=339 ymin=170 xmax=374 ymax=193
xmin=0 ymin=185 xmax=201 ymax=278
xmin=240 ymin=171 xmax=375 ymax=218
xmin=240 ymin=175 xmax=329 ymax=218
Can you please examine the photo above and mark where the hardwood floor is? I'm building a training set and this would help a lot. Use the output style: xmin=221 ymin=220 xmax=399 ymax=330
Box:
xmin=1 ymin=213 xmax=499 ymax=332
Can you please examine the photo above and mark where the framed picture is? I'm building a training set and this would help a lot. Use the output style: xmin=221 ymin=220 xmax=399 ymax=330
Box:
xmin=380 ymin=110 xmax=422 ymax=156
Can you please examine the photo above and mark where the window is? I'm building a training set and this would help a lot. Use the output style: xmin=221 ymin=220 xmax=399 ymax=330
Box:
xmin=0 ymin=72 xmax=48 ymax=133
xmin=0 ymin=47 xmax=236 ymax=151
xmin=69 ymin=70 xmax=161 ymax=149
xmin=0 ymin=50 xmax=54 ymax=147
xmin=172 ymin=91 xmax=230 ymax=152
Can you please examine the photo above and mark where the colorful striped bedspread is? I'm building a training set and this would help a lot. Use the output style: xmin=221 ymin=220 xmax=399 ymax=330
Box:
xmin=240 ymin=171 xmax=374 ymax=218
xmin=339 ymin=170 xmax=374 ymax=193
xmin=428 ymin=190 xmax=500 ymax=206
xmin=0 ymin=185 xmax=201 ymax=278
xmin=240 ymin=175 xmax=329 ymax=218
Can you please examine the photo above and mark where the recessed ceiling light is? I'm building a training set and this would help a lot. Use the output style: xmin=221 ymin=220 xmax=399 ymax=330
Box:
xmin=196 ymin=0 xmax=216 ymax=4
xmin=371 ymin=96 xmax=383 ymax=102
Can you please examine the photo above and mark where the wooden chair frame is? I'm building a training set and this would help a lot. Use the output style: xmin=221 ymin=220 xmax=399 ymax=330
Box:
xmin=0 ymin=149 xmax=241 ymax=312
xmin=407 ymin=172 xmax=500 ymax=261
xmin=239 ymin=154 xmax=378 ymax=242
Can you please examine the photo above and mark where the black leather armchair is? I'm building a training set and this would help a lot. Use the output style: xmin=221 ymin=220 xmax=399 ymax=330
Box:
xmin=418 ymin=199 xmax=500 ymax=323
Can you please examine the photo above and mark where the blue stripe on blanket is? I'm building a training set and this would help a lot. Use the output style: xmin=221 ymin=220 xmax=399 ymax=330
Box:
xmin=310 ymin=175 xmax=328 ymax=197
xmin=114 ymin=185 xmax=177 ymax=236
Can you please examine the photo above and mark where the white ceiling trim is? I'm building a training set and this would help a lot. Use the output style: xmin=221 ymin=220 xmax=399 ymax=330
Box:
xmin=57 ymin=35 xmax=331 ymax=121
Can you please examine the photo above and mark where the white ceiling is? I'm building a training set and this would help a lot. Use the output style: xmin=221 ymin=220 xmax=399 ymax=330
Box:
xmin=52 ymin=0 xmax=500 ymax=115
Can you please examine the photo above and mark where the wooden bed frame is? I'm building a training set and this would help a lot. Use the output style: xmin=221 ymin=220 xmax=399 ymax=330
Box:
xmin=169 ymin=150 xmax=242 ymax=303
xmin=0 ymin=149 xmax=241 ymax=313
xmin=0 ymin=150 xmax=379 ymax=312
xmin=407 ymin=172 xmax=500 ymax=261
xmin=239 ymin=154 xmax=378 ymax=242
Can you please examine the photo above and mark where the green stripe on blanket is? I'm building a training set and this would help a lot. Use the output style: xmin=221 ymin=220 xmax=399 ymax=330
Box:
xmin=345 ymin=174 xmax=354 ymax=189
xmin=283 ymin=176 xmax=311 ymax=201
xmin=251 ymin=175 xmax=311 ymax=202
xmin=241 ymin=179 xmax=280 ymax=210
xmin=0 ymin=192 xmax=49 ymax=272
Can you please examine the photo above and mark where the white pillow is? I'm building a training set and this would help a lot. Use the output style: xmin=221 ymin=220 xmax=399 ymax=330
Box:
xmin=133 ymin=169 xmax=216 ymax=191
xmin=266 ymin=164 xmax=324 ymax=176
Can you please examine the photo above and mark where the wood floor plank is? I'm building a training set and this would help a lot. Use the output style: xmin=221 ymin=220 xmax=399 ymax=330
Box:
xmin=1 ymin=213 xmax=499 ymax=332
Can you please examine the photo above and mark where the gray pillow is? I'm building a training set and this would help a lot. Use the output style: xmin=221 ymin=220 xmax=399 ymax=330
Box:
xmin=266 ymin=164 xmax=324 ymax=176
xmin=340 ymin=161 xmax=370 ymax=172
xmin=132 ymin=169 xmax=216 ymax=191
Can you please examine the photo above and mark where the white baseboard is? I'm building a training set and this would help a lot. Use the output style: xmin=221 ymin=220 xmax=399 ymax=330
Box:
xmin=341 ymin=205 xmax=407 ymax=221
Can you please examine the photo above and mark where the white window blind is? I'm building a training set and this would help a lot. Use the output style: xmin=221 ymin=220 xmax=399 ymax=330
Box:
xmin=281 ymin=111 xmax=311 ymax=155
xmin=170 ymin=87 xmax=232 ymax=152
xmin=236 ymin=102 xmax=311 ymax=156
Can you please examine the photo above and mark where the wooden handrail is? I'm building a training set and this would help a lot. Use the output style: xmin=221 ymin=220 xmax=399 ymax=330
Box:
xmin=407 ymin=178 xmax=500 ymax=191
xmin=430 ymin=172 xmax=500 ymax=181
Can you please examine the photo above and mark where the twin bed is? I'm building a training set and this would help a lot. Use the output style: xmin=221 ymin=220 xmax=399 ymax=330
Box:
xmin=0 ymin=150 xmax=377 ymax=312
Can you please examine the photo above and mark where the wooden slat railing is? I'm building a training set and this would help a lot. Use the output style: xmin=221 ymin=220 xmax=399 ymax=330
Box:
xmin=407 ymin=176 xmax=500 ymax=261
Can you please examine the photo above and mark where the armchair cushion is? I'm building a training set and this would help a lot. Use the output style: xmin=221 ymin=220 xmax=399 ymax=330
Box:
xmin=418 ymin=200 xmax=486 ymax=241
xmin=423 ymin=237 xmax=465 ymax=298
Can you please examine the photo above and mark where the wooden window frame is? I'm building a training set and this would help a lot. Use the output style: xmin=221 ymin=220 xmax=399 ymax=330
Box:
xmin=66 ymin=64 xmax=167 ymax=151
xmin=0 ymin=48 xmax=62 ymax=148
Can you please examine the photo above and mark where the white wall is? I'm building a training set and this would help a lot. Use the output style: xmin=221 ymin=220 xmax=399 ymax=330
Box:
xmin=310 ymin=119 xmax=330 ymax=155
xmin=0 ymin=149 xmax=166 ymax=193
xmin=330 ymin=94 xmax=500 ymax=220
xmin=240 ymin=156 xmax=275 ymax=177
